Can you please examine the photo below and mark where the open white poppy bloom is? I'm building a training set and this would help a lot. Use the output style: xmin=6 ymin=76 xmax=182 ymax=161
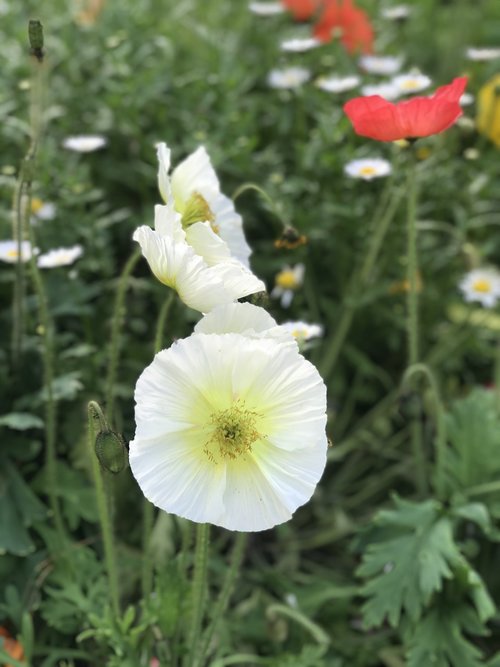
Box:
xmin=134 ymin=205 xmax=265 ymax=313
xmin=129 ymin=330 xmax=328 ymax=531
xmin=156 ymin=143 xmax=252 ymax=268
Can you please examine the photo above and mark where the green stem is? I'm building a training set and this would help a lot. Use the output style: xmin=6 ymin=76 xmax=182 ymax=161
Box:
xmin=403 ymin=363 xmax=446 ymax=498
xmin=195 ymin=533 xmax=247 ymax=667
xmin=231 ymin=182 xmax=286 ymax=230
xmin=406 ymin=154 xmax=419 ymax=368
xmin=105 ymin=247 xmax=142 ymax=425
xmin=495 ymin=339 xmax=500 ymax=414
xmin=320 ymin=184 xmax=403 ymax=379
xmin=186 ymin=523 xmax=210 ymax=667
xmin=405 ymin=152 xmax=426 ymax=496
xmin=87 ymin=402 xmax=120 ymax=616
xmin=11 ymin=178 xmax=26 ymax=366
xmin=466 ymin=479 xmax=500 ymax=498
xmin=141 ymin=291 xmax=175 ymax=599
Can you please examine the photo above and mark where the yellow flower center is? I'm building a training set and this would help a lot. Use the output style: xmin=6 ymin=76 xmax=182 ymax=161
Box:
xmin=181 ymin=192 xmax=216 ymax=229
xmin=401 ymin=79 xmax=421 ymax=90
xmin=472 ymin=278 xmax=492 ymax=293
xmin=276 ymin=270 xmax=299 ymax=290
xmin=359 ymin=165 xmax=377 ymax=176
xmin=31 ymin=197 xmax=44 ymax=214
xmin=205 ymin=402 xmax=262 ymax=463
xmin=6 ymin=249 xmax=19 ymax=258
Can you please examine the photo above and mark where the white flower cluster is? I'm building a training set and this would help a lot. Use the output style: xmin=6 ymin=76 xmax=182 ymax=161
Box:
xmin=129 ymin=144 xmax=329 ymax=532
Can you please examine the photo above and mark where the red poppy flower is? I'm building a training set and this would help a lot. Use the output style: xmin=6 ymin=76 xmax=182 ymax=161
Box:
xmin=282 ymin=0 xmax=321 ymax=21
xmin=343 ymin=77 xmax=468 ymax=141
xmin=313 ymin=0 xmax=374 ymax=54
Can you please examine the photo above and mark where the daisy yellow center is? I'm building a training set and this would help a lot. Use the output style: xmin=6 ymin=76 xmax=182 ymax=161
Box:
xmin=401 ymin=79 xmax=421 ymax=90
xmin=472 ymin=278 xmax=492 ymax=293
xmin=276 ymin=270 xmax=299 ymax=290
xmin=6 ymin=249 xmax=19 ymax=258
xmin=181 ymin=192 xmax=216 ymax=229
xmin=205 ymin=403 xmax=262 ymax=462
xmin=359 ymin=165 xmax=377 ymax=176
xmin=31 ymin=197 xmax=44 ymax=213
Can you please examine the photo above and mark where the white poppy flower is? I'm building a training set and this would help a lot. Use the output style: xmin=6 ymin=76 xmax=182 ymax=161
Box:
xmin=280 ymin=321 xmax=324 ymax=342
xmin=359 ymin=55 xmax=403 ymax=75
xmin=466 ymin=47 xmax=500 ymax=62
xmin=381 ymin=5 xmax=411 ymax=20
xmin=0 ymin=240 xmax=37 ymax=264
xmin=391 ymin=73 xmax=432 ymax=94
xmin=194 ymin=302 xmax=296 ymax=346
xmin=361 ymin=82 xmax=401 ymax=100
xmin=271 ymin=264 xmax=305 ymax=308
xmin=344 ymin=158 xmax=392 ymax=181
xmin=129 ymin=332 xmax=328 ymax=531
xmin=267 ymin=67 xmax=311 ymax=90
xmin=62 ymin=135 xmax=107 ymax=152
xmin=156 ymin=143 xmax=252 ymax=268
xmin=459 ymin=268 xmax=500 ymax=309
xmin=249 ymin=1 xmax=285 ymax=15
xmin=37 ymin=245 xmax=83 ymax=268
xmin=315 ymin=75 xmax=360 ymax=93
xmin=280 ymin=37 xmax=321 ymax=53
xmin=133 ymin=205 xmax=265 ymax=313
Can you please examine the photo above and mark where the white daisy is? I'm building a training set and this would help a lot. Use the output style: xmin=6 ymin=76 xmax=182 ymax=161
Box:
xmin=381 ymin=5 xmax=411 ymax=20
xmin=280 ymin=37 xmax=321 ymax=53
xmin=249 ymin=1 xmax=285 ymax=15
xmin=0 ymin=240 xmax=37 ymax=264
xmin=129 ymin=332 xmax=328 ymax=532
xmin=267 ymin=67 xmax=311 ymax=90
xmin=157 ymin=142 xmax=252 ymax=268
xmin=391 ymin=73 xmax=432 ymax=94
xmin=62 ymin=135 xmax=107 ymax=152
xmin=460 ymin=93 xmax=474 ymax=107
xmin=31 ymin=198 xmax=56 ymax=221
xmin=466 ymin=47 xmax=500 ymax=62
xmin=271 ymin=264 xmax=305 ymax=308
xmin=280 ymin=321 xmax=323 ymax=342
xmin=459 ymin=268 xmax=500 ymax=309
xmin=360 ymin=82 xmax=401 ymax=100
xmin=37 ymin=245 xmax=83 ymax=268
xmin=344 ymin=158 xmax=392 ymax=181
xmin=133 ymin=205 xmax=265 ymax=313
xmin=315 ymin=75 xmax=360 ymax=93
xmin=359 ymin=55 xmax=403 ymax=75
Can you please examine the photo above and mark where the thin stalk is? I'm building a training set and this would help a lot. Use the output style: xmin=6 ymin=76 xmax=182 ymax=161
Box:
xmin=405 ymin=152 xmax=427 ymax=496
xmin=495 ymin=339 xmax=500 ymax=414
xmin=141 ymin=291 xmax=174 ymax=599
xmin=11 ymin=178 xmax=26 ymax=366
xmin=320 ymin=184 xmax=403 ymax=379
xmin=403 ymin=363 xmax=446 ymax=498
xmin=105 ymin=247 xmax=142 ymax=425
xmin=185 ymin=523 xmax=210 ymax=667
xmin=87 ymin=402 xmax=120 ymax=616
xmin=195 ymin=533 xmax=248 ymax=667
xmin=20 ymin=31 xmax=65 ymax=542
xmin=231 ymin=182 xmax=286 ymax=230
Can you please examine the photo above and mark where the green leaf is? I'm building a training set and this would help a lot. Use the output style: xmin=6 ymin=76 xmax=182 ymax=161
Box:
xmin=0 ymin=413 xmax=44 ymax=430
xmin=358 ymin=497 xmax=463 ymax=627
xmin=407 ymin=604 xmax=486 ymax=667
xmin=445 ymin=389 xmax=500 ymax=493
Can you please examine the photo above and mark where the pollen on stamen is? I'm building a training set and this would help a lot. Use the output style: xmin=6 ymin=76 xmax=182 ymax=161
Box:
xmin=204 ymin=402 xmax=262 ymax=463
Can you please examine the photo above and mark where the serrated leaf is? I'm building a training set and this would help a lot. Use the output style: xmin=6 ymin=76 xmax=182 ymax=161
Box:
xmin=358 ymin=497 xmax=462 ymax=627
xmin=407 ymin=604 xmax=485 ymax=667
xmin=445 ymin=389 xmax=500 ymax=493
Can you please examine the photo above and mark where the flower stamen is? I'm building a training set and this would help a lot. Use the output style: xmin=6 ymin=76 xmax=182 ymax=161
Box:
xmin=205 ymin=402 xmax=262 ymax=462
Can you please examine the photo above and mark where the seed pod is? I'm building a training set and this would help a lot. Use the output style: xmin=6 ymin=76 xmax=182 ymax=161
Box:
xmin=28 ymin=20 xmax=44 ymax=61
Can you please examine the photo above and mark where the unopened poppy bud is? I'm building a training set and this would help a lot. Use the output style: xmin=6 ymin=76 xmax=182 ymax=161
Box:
xmin=95 ymin=429 xmax=127 ymax=474
xmin=28 ymin=20 xmax=44 ymax=61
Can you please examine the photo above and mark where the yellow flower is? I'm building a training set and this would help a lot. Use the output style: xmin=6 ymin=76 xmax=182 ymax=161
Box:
xmin=476 ymin=74 xmax=500 ymax=147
